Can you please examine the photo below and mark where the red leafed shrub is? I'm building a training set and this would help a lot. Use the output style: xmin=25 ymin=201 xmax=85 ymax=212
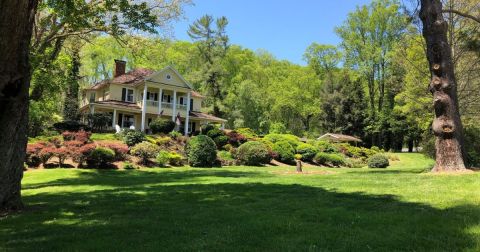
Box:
xmin=48 ymin=136 xmax=63 ymax=148
xmin=38 ymin=147 xmax=56 ymax=166
xmin=64 ymin=140 xmax=84 ymax=148
xmin=26 ymin=142 xmax=48 ymax=167
xmin=50 ymin=147 xmax=69 ymax=167
xmin=62 ymin=130 xmax=91 ymax=143
xmin=226 ymin=131 xmax=247 ymax=147
xmin=70 ymin=143 xmax=96 ymax=166
xmin=98 ymin=141 xmax=129 ymax=161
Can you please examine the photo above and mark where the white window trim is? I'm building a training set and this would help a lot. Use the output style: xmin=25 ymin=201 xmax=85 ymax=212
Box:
xmin=125 ymin=88 xmax=134 ymax=103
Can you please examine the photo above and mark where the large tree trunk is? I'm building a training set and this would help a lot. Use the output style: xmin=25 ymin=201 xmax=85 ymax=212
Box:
xmin=0 ymin=0 xmax=38 ymax=212
xmin=420 ymin=0 xmax=467 ymax=172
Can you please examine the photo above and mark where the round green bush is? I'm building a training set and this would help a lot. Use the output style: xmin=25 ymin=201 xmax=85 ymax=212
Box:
xmin=123 ymin=130 xmax=146 ymax=147
xmin=236 ymin=141 xmax=272 ymax=166
xmin=272 ymin=141 xmax=295 ymax=164
xmin=185 ymin=135 xmax=217 ymax=167
xmin=264 ymin=134 xmax=301 ymax=149
xmin=314 ymin=152 xmax=346 ymax=167
xmin=368 ymin=154 xmax=389 ymax=168
xmin=156 ymin=150 xmax=171 ymax=167
xmin=206 ymin=128 xmax=224 ymax=139
xmin=131 ymin=141 xmax=160 ymax=165
xmin=296 ymin=143 xmax=318 ymax=162
xmin=149 ymin=118 xmax=176 ymax=134
xmin=86 ymin=147 xmax=115 ymax=168
xmin=214 ymin=135 xmax=229 ymax=149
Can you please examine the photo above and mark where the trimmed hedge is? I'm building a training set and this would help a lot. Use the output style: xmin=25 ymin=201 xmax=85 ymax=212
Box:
xmin=296 ymin=143 xmax=318 ymax=162
xmin=149 ymin=118 xmax=176 ymax=134
xmin=272 ymin=141 xmax=295 ymax=164
xmin=86 ymin=147 xmax=115 ymax=168
xmin=314 ymin=152 xmax=346 ymax=167
xmin=131 ymin=141 xmax=160 ymax=165
xmin=122 ymin=130 xmax=146 ymax=147
xmin=236 ymin=141 xmax=272 ymax=166
xmin=368 ymin=154 xmax=389 ymax=168
xmin=185 ymin=135 xmax=217 ymax=167
xmin=264 ymin=134 xmax=301 ymax=149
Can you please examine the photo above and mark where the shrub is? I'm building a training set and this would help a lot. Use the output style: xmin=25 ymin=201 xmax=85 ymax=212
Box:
xmin=315 ymin=140 xmax=338 ymax=153
xmin=149 ymin=118 xmax=176 ymax=134
xmin=264 ymin=134 xmax=301 ymax=149
xmin=235 ymin=128 xmax=258 ymax=139
xmin=26 ymin=142 xmax=47 ymax=167
xmin=86 ymin=147 xmax=115 ymax=168
xmin=314 ymin=152 xmax=346 ymax=167
xmin=53 ymin=120 xmax=89 ymax=132
xmin=236 ymin=141 xmax=272 ymax=166
xmin=87 ymin=113 xmax=112 ymax=132
xmin=155 ymin=136 xmax=172 ymax=146
xmin=123 ymin=162 xmax=136 ymax=170
xmin=345 ymin=158 xmax=366 ymax=168
xmin=371 ymin=146 xmax=382 ymax=152
xmin=386 ymin=153 xmax=400 ymax=161
xmin=296 ymin=143 xmax=318 ymax=162
xmin=206 ymin=128 xmax=224 ymax=139
xmin=169 ymin=131 xmax=182 ymax=140
xmin=98 ymin=142 xmax=129 ymax=161
xmin=38 ymin=147 xmax=56 ymax=166
xmin=47 ymin=136 xmax=63 ymax=148
xmin=218 ymin=150 xmax=236 ymax=166
xmin=200 ymin=124 xmax=216 ymax=134
xmin=123 ymin=130 xmax=146 ymax=147
xmin=168 ymin=152 xmax=183 ymax=166
xmin=131 ymin=142 xmax=160 ymax=165
xmin=368 ymin=154 xmax=390 ymax=168
xmin=185 ymin=135 xmax=217 ymax=167
xmin=71 ymin=143 xmax=96 ymax=166
xmin=269 ymin=122 xmax=287 ymax=134
xmin=225 ymin=131 xmax=247 ymax=147
xmin=156 ymin=150 xmax=171 ymax=167
xmin=294 ymin=154 xmax=302 ymax=160
xmin=62 ymin=130 xmax=91 ymax=143
xmin=51 ymin=147 xmax=69 ymax=167
xmin=272 ymin=141 xmax=295 ymax=164
xmin=213 ymin=135 xmax=229 ymax=149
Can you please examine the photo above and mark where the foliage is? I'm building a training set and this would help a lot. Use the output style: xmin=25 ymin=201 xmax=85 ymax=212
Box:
xmin=156 ymin=151 xmax=171 ymax=167
xmin=296 ymin=143 xmax=318 ymax=162
xmin=345 ymin=158 xmax=366 ymax=168
xmin=272 ymin=141 xmax=296 ymax=164
xmin=168 ymin=152 xmax=183 ymax=166
xmin=150 ymin=118 xmax=176 ymax=134
xmin=294 ymin=154 xmax=302 ymax=160
xmin=98 ymin=141 xmax=129 ymax=161
xmin=87 ymin=113 xmax=112 ymax=132
xmin=70 ymin=143 xmax=97 ymax=166
xmin=131 ymin=142 xmax=160 ymax=165
xmin=264 ymin=134 xmax=301 ymax=149
xmin=225 ymin=130 xmax=247 ymax=147
xmin=62 ymin=130 xmax=91 ymax=143
xmin=53 ymin=121 xmax=89 ymax=132
xmin=122 ymin=130 xmax=146 ymax=147
xmin=169 ymin=131 xmax=182 ymax=140
xmin=463 ymin=124 xmax=480 ymax=167
xmin=314 ymin=152 xmax=346 ymax=167
xmin=313 ymin=140 xmax=339 ymax=153
xmin=269 ymin=122 xmax=288 ymax=134
xmin=236 ymin=141 xmax=272 ymax=166
xmin=185 ymin=135 xmax=217 ymax=167
xmin=235 ymin=128 xmax=258 ymax=139
xmin=123 ymin=162 xmax=136 ymax=170
xmin=86 ymin=147 xmax=115 ymax=168
xmin=368 ymin=154 xmax=390 ymax=168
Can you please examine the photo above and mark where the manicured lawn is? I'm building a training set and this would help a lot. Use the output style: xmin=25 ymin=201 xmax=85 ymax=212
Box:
xmin=1 ymin=153 xmax=480 ymax=251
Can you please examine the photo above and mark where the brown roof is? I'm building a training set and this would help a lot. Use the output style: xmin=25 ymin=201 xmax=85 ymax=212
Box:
xmin=318 ymin=133 xmax=362 ymax=142
xmin=191 ymin=91 xmax=205 ymax=98
xmin=86 ymin=68 xmax=155 ymax=90
xmin=189 ymin=111 xmax=227 ymax=122
xmin=89 ymin=100 xmax=141 ymax=110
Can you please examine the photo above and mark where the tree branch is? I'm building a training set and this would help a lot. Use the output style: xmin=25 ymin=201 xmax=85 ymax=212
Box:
xmin=442 ymin=9 xmax=480 ymax=24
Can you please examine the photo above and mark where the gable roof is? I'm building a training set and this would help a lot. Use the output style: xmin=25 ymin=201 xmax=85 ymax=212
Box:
xmin=318 ymin=133 xmax=362 ymax=143
xmin=85 ymin=68 xmax=155 ymax=90
xmin=145 ymin=65 xmax=194 ymax=89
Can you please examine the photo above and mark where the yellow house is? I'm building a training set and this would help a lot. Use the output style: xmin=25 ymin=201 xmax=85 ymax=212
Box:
xmin=79 ymin=60 xmax=227 ymax=135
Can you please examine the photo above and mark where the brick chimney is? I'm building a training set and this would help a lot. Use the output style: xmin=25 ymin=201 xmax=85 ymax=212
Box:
xmin=114 ymin=59 xmax=126 ymax=77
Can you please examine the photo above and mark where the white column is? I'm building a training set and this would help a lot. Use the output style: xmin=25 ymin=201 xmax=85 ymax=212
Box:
xmin=172 ymin=90 xmax=177 ymax=122
xmin=221 ymin=123 xmax=225 ymax=130
xmin=158 ymin=88 xmax=163 ymax=116
xmin=112 ymin=109 xmax=117 ymax=128
xmin=141 ymin=84 xmax=147 ymax=131
xmin=185 ymin=91 xmax=191 ymax=136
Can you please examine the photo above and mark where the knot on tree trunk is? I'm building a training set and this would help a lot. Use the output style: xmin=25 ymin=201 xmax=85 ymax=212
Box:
xmin=432 ymin=116 xmax=455 ymax=137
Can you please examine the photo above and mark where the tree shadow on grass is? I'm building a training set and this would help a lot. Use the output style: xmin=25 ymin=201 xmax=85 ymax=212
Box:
xmin=2 ymin=171 xmax=480 ymax=251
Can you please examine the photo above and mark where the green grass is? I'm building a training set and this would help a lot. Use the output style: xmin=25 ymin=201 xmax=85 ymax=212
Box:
xmin=90 ymin=133 xmax=119 ymax=141
xmin=1 ymin=153 xmax=480 ymax=251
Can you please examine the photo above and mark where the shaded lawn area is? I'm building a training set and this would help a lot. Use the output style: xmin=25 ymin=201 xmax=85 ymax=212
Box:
xmin=1 ymin=153 xmax=480 ymax=251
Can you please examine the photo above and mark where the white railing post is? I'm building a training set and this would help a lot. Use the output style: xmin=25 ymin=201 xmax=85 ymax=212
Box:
xmin=185 ymin=91 xmax=191 ymax=136
xmin=141 ymin=84 xmax=147 ymax=132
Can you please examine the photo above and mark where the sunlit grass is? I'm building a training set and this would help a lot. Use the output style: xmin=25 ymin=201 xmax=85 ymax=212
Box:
xmin=1 ymin=153 xmax=479 ymax=251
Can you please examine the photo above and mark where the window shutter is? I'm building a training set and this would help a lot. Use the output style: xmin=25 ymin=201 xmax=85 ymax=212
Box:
xmin=118 ymin=113 xmax=123 ymax=126
xmin=190 ymin=99 xmax=193 ymax=111
xmin=147 ymin=92 xmax=150 ymax=100
xmin=154 ymin=93 xmax=158 ymax=101
xmin=121 ymin=88 xmax=126 ymax=101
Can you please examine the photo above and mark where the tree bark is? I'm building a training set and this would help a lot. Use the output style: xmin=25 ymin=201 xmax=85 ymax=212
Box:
xmin=420 ymin=0 xmax=467 ymax=172
xmin=0 ymin=0 xmax=38 ymax=212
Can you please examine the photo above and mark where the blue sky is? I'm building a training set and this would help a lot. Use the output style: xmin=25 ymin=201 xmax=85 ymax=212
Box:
xmin=172 ymin=0 xmax=371 ymax=65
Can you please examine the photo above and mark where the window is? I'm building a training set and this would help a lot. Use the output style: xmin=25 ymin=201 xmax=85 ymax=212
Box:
xmin=179 ymin=97 xmax=184 ymax=105
xmin=147 ymin=92 xmax=157 ymax=101
xmin=163 ymin=94 xmax=171 ymax=103
xmin=190 ymin=99 xmax=193 ymax=111
xmin=122 ymin=88 xmax=134 ymax=102
xmin=166 ymin=74 xmax=171 ymax=80
xmin=123 ymin=115 xmax=134 ymax=128
xmin=89 ymin=92 xmax=96 ymax=102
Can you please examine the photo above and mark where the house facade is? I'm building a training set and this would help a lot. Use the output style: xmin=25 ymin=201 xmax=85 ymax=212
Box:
xmin=79 ymin=60 xmax=227 ymax=135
